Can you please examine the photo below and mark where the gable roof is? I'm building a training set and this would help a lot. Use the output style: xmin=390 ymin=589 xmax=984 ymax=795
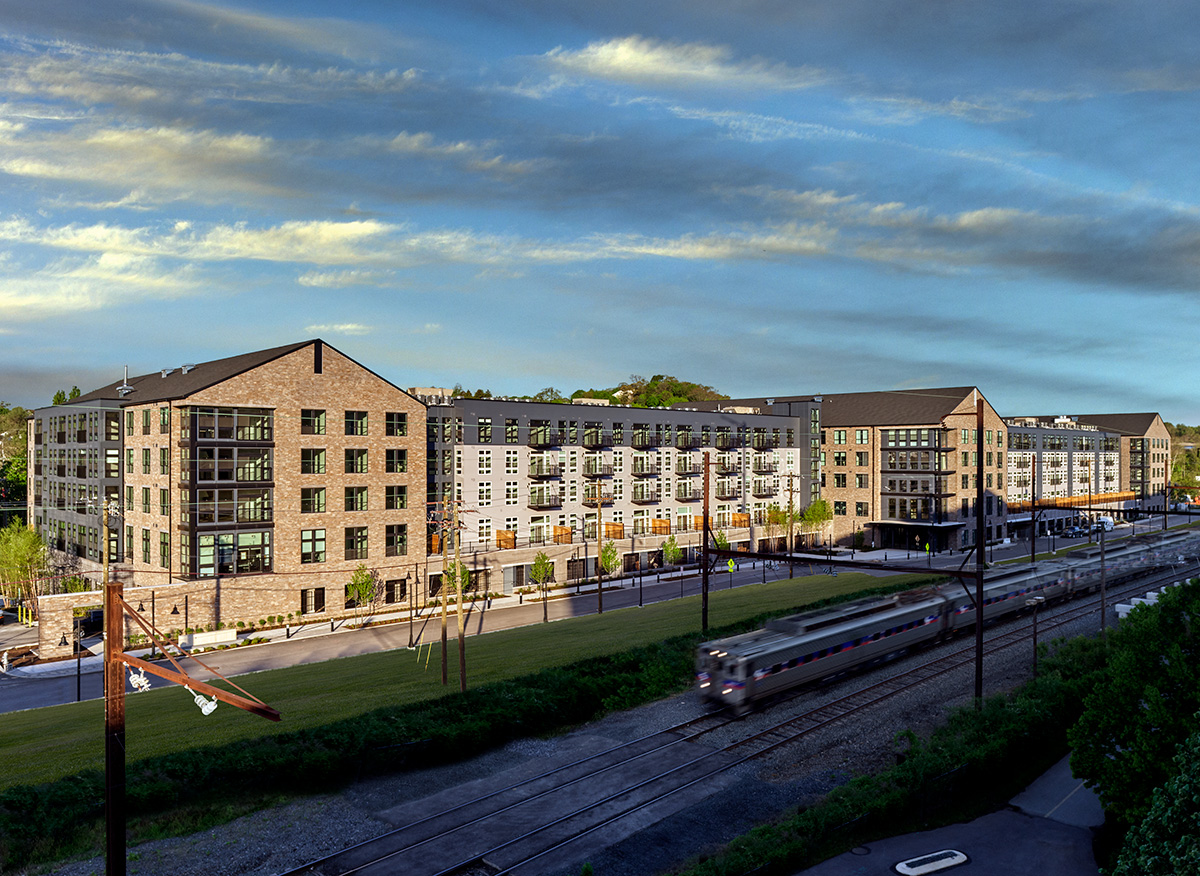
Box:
xmin=1070 ymin=413 xmax=1164 ymax=437
xmin=72 ymin=341 xmax=316 ymax=406
xmin=819 ymin=387 xmax=982 ymax=427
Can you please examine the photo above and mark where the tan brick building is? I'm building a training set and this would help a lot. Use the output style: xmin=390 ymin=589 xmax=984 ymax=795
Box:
xmin=28 ymin=340 xmax=426 ymax=654
xmin=816 ymin=387 xmax=1009 ymax=552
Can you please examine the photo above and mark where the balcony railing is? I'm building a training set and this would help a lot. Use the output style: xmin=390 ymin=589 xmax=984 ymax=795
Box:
xmin=715 ymin=485 xmax=741 ymax=500
xmin=528 ymin=462 xmax=563 ymax=479
xmin=752 ymin=458 xmax=778 ymax=474
xmin=715 ymin=434 xmax=740 ymax=449
xmin=582 ymin=490 xmax=614 ymax=506
xmin=675 ymin=433 xmax=699 ymax=449
xmin=751 ymin=435 xmax=780 ymax=449
xmin=716 ymin=461 xmax=739 ymax=475
xmin=676 ymin=460 xmax=702 ymax=476
xmin=675 ymin=486 xmax=702 ymax=501
xmin=631 ymin=461 xmax=661 ymax=477
xmin=583 ymin=463 xmax=614 ymax=478
xmin=528 ymin=492 xmax=562 ymax=509
xmin=631 ymin=487 xmax=660 ymax=504
xmin=752 ymin=483 xmax=777 ymax=497
xmin=631 ymin=432 xmax=662 ymax=449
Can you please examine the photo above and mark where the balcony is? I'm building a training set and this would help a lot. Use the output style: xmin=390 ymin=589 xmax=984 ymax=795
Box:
xmin=752 ymin=457 xmax=778 ymax=474
xmin=675 ymin=485 xmax=702 ymax=502
xmin=582 ymin=489 xmax=614 ymax=506
xmin=631 ymin=461 xmax=661 ymax=477
xmin=528 ymin=428 xmax=566 ymax=448
xmin=751 ymin=435 xmax=780 ymax=450
xmin=528 ymin=492 xmax=562 ymax=510
xmin=716 ymin=461 xmax=739 ymax=475
xmin=528 ymin=462 xmax=563 ymax=479
xmin=631 ymin=431 xmax=662 ymax=449
xmin=715 ymin=433 xmax=741 ymax=450
xmin=715 ymin=484 xmax=741 ymax=500
xmin=676 ymin=460 xmax=702 ymax=476
xmin=752 ymin=482 xmax=777 ymax=498
xmin=583 ymin=462 xmax=614 ymax=478
xmin=631 ymin=486 xmax=660 ymax=504
xmin=675 ymin=432 xmax=699 ymax=450
xmin=582 ymin=429 xmax=612 ymax=449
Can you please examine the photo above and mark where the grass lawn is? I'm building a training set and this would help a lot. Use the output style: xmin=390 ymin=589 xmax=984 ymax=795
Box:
xmin=0 ymin=571 xmax=940 ymax=791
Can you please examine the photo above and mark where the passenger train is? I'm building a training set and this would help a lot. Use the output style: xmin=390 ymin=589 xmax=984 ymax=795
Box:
xmin=696 ymin=538 xmax=1194 ymax=715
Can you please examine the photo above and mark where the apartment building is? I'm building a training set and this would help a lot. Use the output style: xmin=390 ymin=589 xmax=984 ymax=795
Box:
xmin=711 ymin=388 xmax=1009 ymax=552
xmin=1003 ymin=416 xmax=1123 ymax=537
xmin=1071 ymin=413 xmax=1172 ymax=511
xmin=28 ymin=340 xmax=426 ymax=652
xmin=420 ymin=396 xmax=818 ymax=591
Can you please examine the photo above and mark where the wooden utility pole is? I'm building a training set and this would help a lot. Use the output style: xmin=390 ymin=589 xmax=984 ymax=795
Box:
xmin=974 ymin=395 xmax=986 ymax=706
xmin=440 ymin=493 xmax=449 ymax=686
xmin=454 ymin=493 xmax=466 ymax=691
xmin=103 ymin=501 xmax=125 ymax=876
xmin=702 ymin=451 xmax=711 ymax=632
xmin=596 ymin=489 xmax=604 ymax=615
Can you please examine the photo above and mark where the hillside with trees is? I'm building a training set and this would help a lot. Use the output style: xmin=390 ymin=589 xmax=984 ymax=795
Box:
xmin=447 ymin=375 xmax=728 ymax=408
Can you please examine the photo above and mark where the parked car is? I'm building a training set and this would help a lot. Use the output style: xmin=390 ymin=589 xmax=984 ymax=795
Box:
xmin=1061 ymin=526 xmax=1088 ymax=538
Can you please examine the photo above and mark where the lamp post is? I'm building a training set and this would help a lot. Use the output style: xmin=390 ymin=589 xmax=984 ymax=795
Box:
xmin=1026 ymin=596 xmax=1045 ymax=675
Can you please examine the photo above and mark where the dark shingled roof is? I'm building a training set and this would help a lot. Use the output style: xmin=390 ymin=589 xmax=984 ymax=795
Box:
xmin=1070 ymin=413 xmax=1164 ymax=437
xmin=72 ymin=340 xmax=315 ymax=406
xmin=819 ymin=387 xmax=982 ymax=427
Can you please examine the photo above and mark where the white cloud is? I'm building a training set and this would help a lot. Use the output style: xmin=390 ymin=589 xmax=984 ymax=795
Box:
xmin=297 ymin=269 xmax=392 ymax=288
xmin=303 ymin=323 xmax=371 ymax=335
xmin=542 ymin=36 xmax=829 ymax=92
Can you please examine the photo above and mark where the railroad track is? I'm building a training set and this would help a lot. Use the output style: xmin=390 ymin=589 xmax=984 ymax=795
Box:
xmin=279 ymin=561 xmax=1193 ymax=876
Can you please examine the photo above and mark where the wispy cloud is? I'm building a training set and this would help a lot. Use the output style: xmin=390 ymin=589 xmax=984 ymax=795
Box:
xmin=542 ymin=36 xmax=830 ymax=92
xmin=303 ymin=323 xmax=371 ymax=335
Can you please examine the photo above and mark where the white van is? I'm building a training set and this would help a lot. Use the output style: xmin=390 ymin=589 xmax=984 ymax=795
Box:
xmin=1093 ymin=516 xmax=1115 ymax=532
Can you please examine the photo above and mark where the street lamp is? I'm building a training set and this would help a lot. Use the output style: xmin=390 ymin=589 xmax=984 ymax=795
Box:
xmin=1026 ymin=596 xmax=1046 ymax=675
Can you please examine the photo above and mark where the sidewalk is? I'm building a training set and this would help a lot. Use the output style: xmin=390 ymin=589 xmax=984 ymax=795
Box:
xmin=795 ymin=754 xmax=1104 ymax=875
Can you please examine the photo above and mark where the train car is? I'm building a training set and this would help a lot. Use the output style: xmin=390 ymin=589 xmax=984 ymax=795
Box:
xmin=696 ymin=589 xmax=947 ymax=714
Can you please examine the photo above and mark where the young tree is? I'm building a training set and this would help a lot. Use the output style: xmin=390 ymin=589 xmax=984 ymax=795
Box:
xmin=764 ymin=503 xmax=785 ymax=550
xmin=530 ymin=550 xmax=554 ymax=623
xmin=803 ymin=499 xmax=834 ymax=547
xmin=662 ymin=534 xmax=682 ymax=567
xmin=600 ymin=539 xmax=620 ymax=577
xmin=0 ymin=520 xmax=48 ymax=612
xmin=345 ymin=564 xmax=382 ymax=627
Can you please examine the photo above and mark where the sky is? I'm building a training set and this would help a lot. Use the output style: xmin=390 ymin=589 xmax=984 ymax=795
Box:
xmin=2 ymin=1 xmax=1200 ymax=422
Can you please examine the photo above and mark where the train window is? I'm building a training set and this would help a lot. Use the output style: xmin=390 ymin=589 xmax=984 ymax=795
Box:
xmin=872 ymin=632 xmax=882 ymax=641
xmin=772 ymin=663 xmax=782 ymax=674
xmin=788 ymin=657 xmax=799 ymax=669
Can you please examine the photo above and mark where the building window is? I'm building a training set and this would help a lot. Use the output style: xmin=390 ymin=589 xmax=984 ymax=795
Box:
xmin=833 ymin=452 xmax=847 ymax=466
xmin=142 ymin=528 xmax=151 ymax=563
xmin=301 ymin=529 xmax=325 ymax=564
xmin=141 ymin=487 xmax=151 ymax=513
xmin=159 ymin=489 xmax=170 ymax=516
xmin=385 ymin=412 xmax=407 ymax=437
xmin=301 ymin=487 xmax=326 ymax=513
xmin=834 ymin=473 xmax=847 ymax=488
xmin=345 ymin=486 xmax=368 ymax=511
xmin=856 ymin=429 xmax=868 ymax=444
xmin=384 ymin=579 xmax=406 ymax=604
xmin=505 ymin=481 xmax=518 ymax=505
xmin=855 ymin=502 xmax=869 ymax=517
xmin=126 ymin=410 xmax=135 ymax=436
xmin=506 ymin=418 xmax=519 ymax=443
xmin=385 ymin=485 xmax=407 ymax=510
xmin=477 ymin=417 xmax=492 ymax=443
xmin=159 ymin=532 xmax=170 ymax=567
xmin=345 ymin=410 xmax=368 ymax=435
xmin=142 ymin=409 xmax=152 ymax=435
xmin=345 ymin=526 xmax=368 ymax=560
xmin=301 ymin=409 xmax=326 ymax=435
xmin=301 ymin=448 xmax=326 ymax=474
xmin=386 ymin=449 xmax=407 ymax=473
xmin=856 ymin=474 xmax=869 ymax=489
xmin=833 ymin=429 xmax=846 ymax=444
xmin=345 ymin=448 xmax=368 ymax=473
xmin=301 ymin=587 xmax=326 ymax=614
xmin=142 ymin=448 xmax=151 ymax=474
xmin=834 ymin=501 xmax=847 ymax=516
xmin=479 ymin=450 xmax=492 ymax=475
xmin=385 ymin=524 xmax=407 ymax=557
xmin=159 ymin=447 xmax=169 ymax=475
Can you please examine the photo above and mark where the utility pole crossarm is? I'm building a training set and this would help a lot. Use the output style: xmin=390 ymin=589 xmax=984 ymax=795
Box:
xmin=118 ymin=654 xmax=281 ymax=721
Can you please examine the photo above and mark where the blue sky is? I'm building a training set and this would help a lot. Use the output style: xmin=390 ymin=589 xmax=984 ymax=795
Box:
xmin=3 ymin=0 xmax=1200 ymax=422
